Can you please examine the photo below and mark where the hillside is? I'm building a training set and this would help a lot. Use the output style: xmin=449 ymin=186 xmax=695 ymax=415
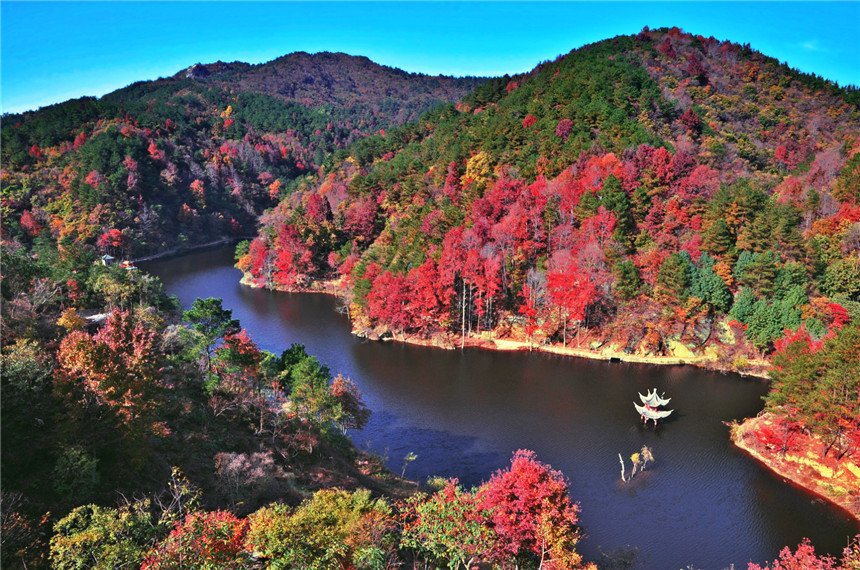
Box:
xmin=181 ymin=51 xmax=484 ymax=123
xmin=0 ymin=247 xmax=596 ymax=567
xmin=2 ymin=25 xmax=860 ymax=569
xmin=240 ymin=27 xmax=860 ymax=372
xmin=0 ymin=52 xmax=485 ymax=261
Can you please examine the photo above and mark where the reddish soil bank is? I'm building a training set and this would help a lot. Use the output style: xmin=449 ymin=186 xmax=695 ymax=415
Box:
xmin=732 ymin=412 xmax=860 ymax=520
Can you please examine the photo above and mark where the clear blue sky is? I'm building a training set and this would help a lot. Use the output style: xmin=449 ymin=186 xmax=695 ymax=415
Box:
xmin=2 ymin=2 xmax=858 ymax=115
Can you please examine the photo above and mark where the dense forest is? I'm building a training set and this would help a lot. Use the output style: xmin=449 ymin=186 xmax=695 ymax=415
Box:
xmin=240 ymin=28 xmax=860 ymax=370
xmin=1 ymin=52 xmax=484 ymax=259
xmin=0 ymin=247 xmax=595 ymax=568
xmin=2 ymin=26 xmax=859 ymax=568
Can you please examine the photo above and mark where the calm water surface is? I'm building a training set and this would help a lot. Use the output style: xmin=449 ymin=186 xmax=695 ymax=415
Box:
xmin=145 ymin=248 xmax=859 ymax=569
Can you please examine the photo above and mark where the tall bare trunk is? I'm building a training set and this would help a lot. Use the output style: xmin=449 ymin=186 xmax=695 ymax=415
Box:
xmin=461 ymin=280 xmax=466 ymax=349
xmin=562 ymin=309 xmax=567 ymax=346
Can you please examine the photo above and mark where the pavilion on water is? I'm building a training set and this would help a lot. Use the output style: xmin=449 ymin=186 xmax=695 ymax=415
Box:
xmin=634 ymin=389 xmax=673 ymax=426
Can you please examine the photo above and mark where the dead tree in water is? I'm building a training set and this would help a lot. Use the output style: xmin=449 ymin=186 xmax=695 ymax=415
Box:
xmin=640 ymin=445 xmax=654 ymax=470
xmin=620 ymin=446 xmax=654 ymax=482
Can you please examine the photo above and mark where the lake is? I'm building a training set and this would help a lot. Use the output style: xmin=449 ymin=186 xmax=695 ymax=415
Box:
xmin=145 ymin=247 xmax=859 ymax=569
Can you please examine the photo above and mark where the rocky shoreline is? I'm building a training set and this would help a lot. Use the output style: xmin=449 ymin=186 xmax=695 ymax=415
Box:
xmin=239 ymin=273 xmax=770 ymax=378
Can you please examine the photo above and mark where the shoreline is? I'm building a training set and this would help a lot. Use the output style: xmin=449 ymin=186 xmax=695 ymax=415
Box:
xmin=131 ymin=236 xmax=256 ymax=265
xmin=239 ymin=273 xmax=770 ymax=379
xmin=732 ymin=413 xmax=860 ymax=521
xmin=364 ymin=331 xmax=769 ymax=379
xmin=240 ymin=271 xmax=858 ymax=523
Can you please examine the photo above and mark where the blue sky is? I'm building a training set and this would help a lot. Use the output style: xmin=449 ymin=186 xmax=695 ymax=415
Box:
xmin=2 ymin=2 xmax=858 ymax=115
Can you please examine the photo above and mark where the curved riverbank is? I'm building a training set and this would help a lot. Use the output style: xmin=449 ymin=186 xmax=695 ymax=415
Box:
xmin=732 ymin=413 xmax=860 ymax=520
xmin=147 ymin=248 xmax=858 ymax=568
xmin=240 ymin=273 xmax=770 ymax=379
xmin=130 ymin=236 xmax=256 ymax=264
xmin=245 ymin=268 xmax=855 ymax=525
xmin=364 ymin=330 xmax=769 ymax=376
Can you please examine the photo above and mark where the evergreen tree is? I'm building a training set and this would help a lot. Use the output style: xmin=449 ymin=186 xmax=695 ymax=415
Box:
xmin=690 ymin=253 xmax=732 ymax=312
xmin=614 ymin=260 xmax=642 ymax=302
xmin=183 ymin=297 xmax=240 ymax=381
xmin=702 ymin=219 xmax=735 ymax=259
xmin=736 ymin=250 xmax=779 ymax=298
xmin=655 ymin=252 xmax=692 ymax=304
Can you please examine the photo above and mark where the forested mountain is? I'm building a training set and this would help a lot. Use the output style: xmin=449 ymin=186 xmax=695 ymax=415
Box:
xmin=2 ymin=26 xmax=860 ymax=569
xmin=1 ymin=52 xmax=484 ymax=259
xmin=179 ymin=51 xmax=483 ymax=122
xmin=240 ymin=27 xmax=860 ymax=371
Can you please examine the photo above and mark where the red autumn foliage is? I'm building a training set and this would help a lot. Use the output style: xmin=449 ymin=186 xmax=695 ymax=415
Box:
xmin=19 ymin=210 xmax=41 ymax=236
xmin=189 ymin=179 xmax=205 ymax=203
xmin=248 ymin=239 xmax=269 ymax=280
xmin=73 ymin=132 xmax=87 ymax=150
xmin=343 ymin=195 xmax=378 ymax=242
xmin=84 ymin=170 xmax=104 ymax=189
xmin=148 ymin=141 xmax=163 ymax=161
xmin=680 ymin=108 xmax=701 ymax=133
xmin=405 ymin=258 xmax=449 ymax=334
xmin=123 ymin=155 xmax=139 ymax=190
xmin=271 ymin=224 xmax=313 ymax=290
xmin=677 ymin=164 xmax=719 ymax=203
xmin=755 ymin=422 xmax=798 ymax=452
xmin=366 ymin=269 xmax=411 ymax=332
xmin=268 ymin=179 xmax=282 ymax=200
xmin=680 ymin=234 xmax=703 ymax=262
xmin=555 ymin=119 xmax=573 ymax=141
xmin=519 ymin=283 xmax=540 ymax=343
xmin=142 ymin=510 xmax=248 ymax=570
xmin=57 ymin=310 xmax=162 ymax=424
xmin=686 ymin=54 xmax=708 ymax=84
xmin=657 ymin=38 xmax=676 ymax=59
xmin=548 ymin=253 xmax=598 ymax=341
xmin=773 ymin=324 xmax=821 ymax=356
xmin=220 ymin=329 xmax=262 ymax=370
xmin=747 ymin=538 xmax=838 ymax=570
xmin=329 ymin=374 xmax=371 ymax=432
xmin=65 ymin=279 xmax=82 ymax=303
xmin=97 ymin=228 xmax=124 ymax=250
xmin=830 ymin=303 xmax=849 ymax=329
xmin=479 ymin=450 xmax=582 ymax=562
xmin=305 ymin=193 xmax=331 ymax=225
xmin=808 ymin=204 xmax=860 ymax=238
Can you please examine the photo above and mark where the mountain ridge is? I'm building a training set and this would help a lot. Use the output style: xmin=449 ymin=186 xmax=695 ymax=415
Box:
xmin=238 ymin=26 xmax=860 ymax=370
xmin=2 ymin=26 xmax=859 ymax=569
xmin=1 ymin=52 xmax=486 ymax=259
xmin=171 ymin=50 xmax=487 ymax=107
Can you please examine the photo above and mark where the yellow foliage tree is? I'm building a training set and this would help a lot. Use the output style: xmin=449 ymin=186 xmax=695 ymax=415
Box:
xmin=713 ymin=261 xmax=734 ymax=288
xmin=58 ymin=308 xmax=86 ymax=332
xmin=464 ymin=151 xmax=492 ymax=201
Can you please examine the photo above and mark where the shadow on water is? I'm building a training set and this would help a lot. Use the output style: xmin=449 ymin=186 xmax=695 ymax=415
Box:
xmin=355 ymin=411 xmax=505 ymax=488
